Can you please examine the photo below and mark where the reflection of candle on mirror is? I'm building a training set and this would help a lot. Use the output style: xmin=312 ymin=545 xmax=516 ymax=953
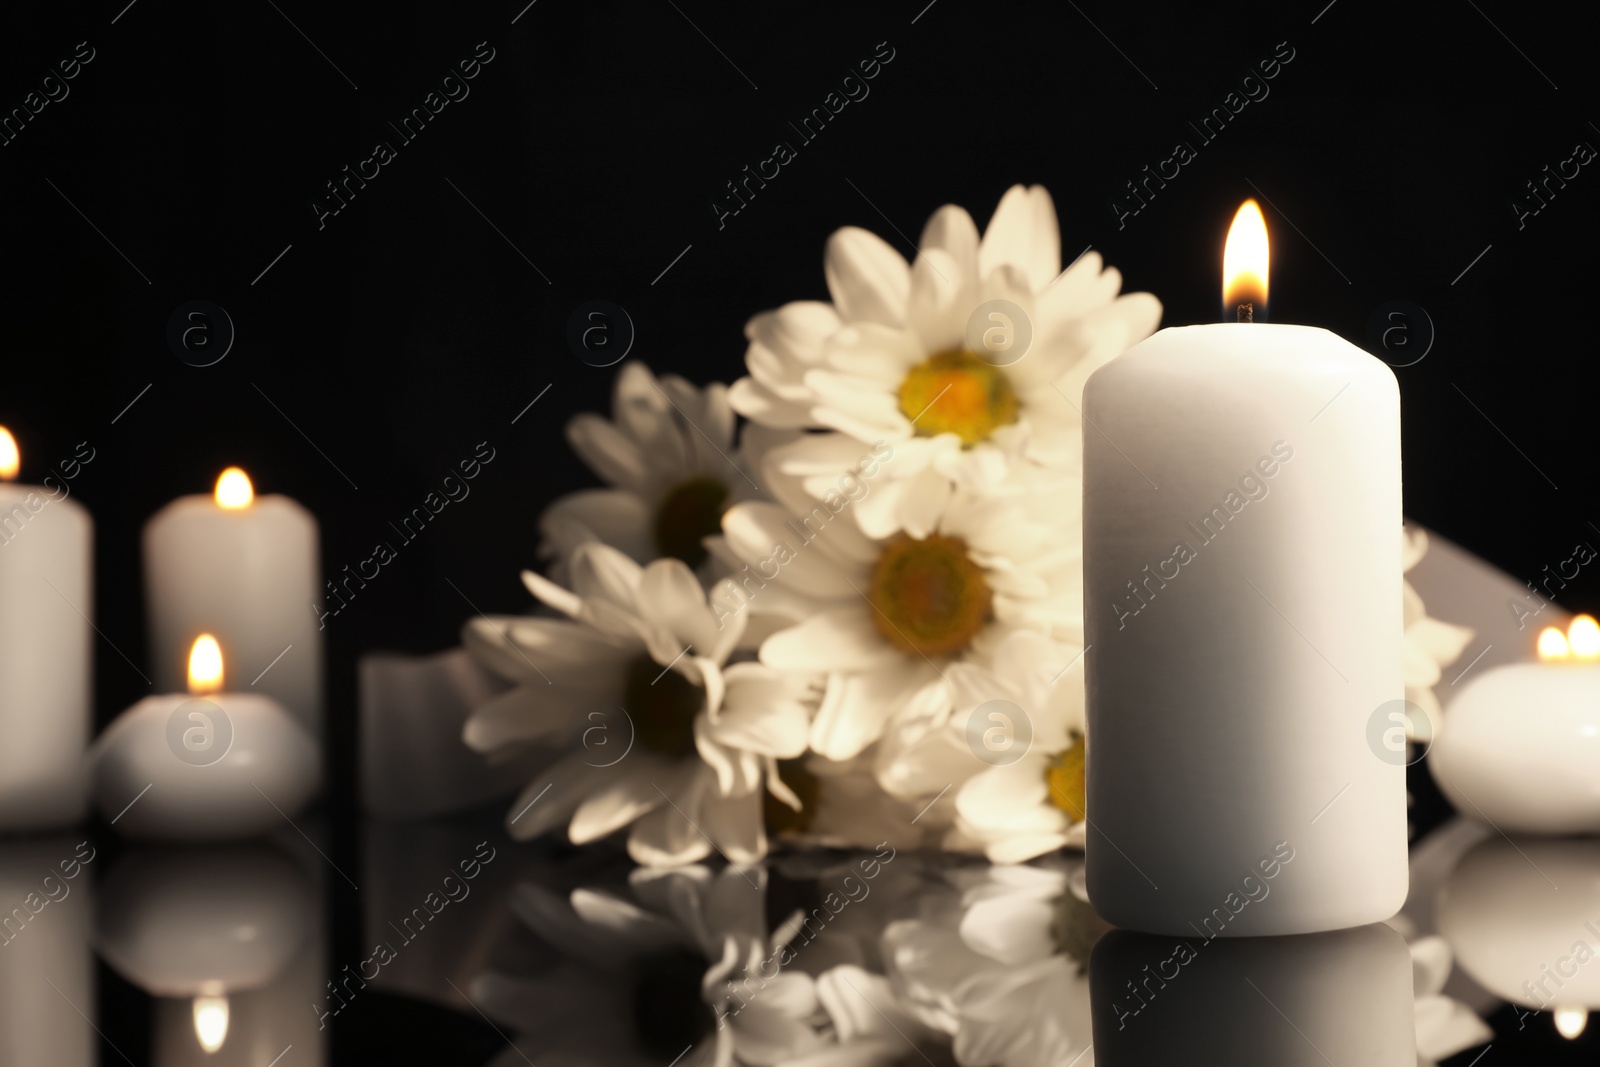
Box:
xmin=95 ymin=843 xmax=321 ymax=1065
xmin=1083 ymin=202 xmax=1406 ymax=936
xmin=0 ymin=426 xmax=94 ymax=833
xmin=1437 ymin=836 xmax=1600 ymax=1042
xmin=1431 ymin=614 xmax=1600 ymax=833
xmin=193 ymin=993 xmax=229 ymax=1052
xmin=144 ymin=468 xmax=322 ymax=737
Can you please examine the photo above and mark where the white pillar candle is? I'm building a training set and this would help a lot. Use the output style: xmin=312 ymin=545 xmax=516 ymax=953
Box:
xmin=1082 ymin=202 xmax=1406 ymax=936
xmin=92 ymin=636 xmax=320 ymax=840
xmin=143 ymin=468 xmax=322 ymax=736
xmin=0 ymin=427 xmax=93 ymax=833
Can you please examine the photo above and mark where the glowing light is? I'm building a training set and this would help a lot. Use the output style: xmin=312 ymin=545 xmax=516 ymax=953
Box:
xmin=193 ymin=995 xmax=229 ymax=1053
xmin=188 ymin=635 xmax=224 ymax=695
xmin=214 ymin=467 xmax=254 ymax=509
xmin=1554 ymin=1005 xmax=1587 ymax=1040
xmin=1223 ymin=199 xmax=1269 ymax=312
xmin=0 ymin=426 xmax=18 ymax=481
xmin=1538 ymin=626 xmax=1571 ymax=662
xmin=1568 ymin=615 xmax=1600 ymax=660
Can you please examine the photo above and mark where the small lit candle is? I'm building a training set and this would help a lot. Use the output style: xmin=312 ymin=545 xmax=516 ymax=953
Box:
xmin=1083 ymin=202 xmax=1406 ymax=936
xmin=91 ymin=636 xmax=320 ymax=840
xmin=143 ymin=468 xmax=323 ymax=736
xmin=1430 ymin=614 xmax=1600 ymax=833
xmin=0 ymin=426 xmax=94 ymax=833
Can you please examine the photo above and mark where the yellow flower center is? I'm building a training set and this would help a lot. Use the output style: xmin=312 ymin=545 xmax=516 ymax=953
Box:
xmin=622 ymin=654 xmax=703 ymax=756
xmin=763 ymin=758 xmax=821 ymax=836
xmin=1046 ymin=732 xmax=1086 ymax=822
xmin=867 ymin=533 xmax=991 ymax=658
xmin=897 ymin=349 xmax=1019 ymax=446
xmin=653 ymin=476 xmax=728 ymax=569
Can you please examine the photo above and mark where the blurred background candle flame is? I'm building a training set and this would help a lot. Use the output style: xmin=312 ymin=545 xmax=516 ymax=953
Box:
xmin=214 ymin=468 xmax=253 ymax=510
xmin=1537 ymin=615 xmax=1600 ymax=662
xmin=1222 ymin=199 xmax=1269 ymax=311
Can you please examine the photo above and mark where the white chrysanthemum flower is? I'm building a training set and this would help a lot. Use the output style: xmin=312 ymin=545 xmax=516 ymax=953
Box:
xmin=873 ymin=630 xmax=1089 ymax=864
xmin=1403 ymin=528 xmax=1475 ymax=730
xmin=717 ymin=472 xmax=1079 ymax=764
xmin=541 ymin=361 xmax=769 ymax=574
xmin=461 ymin=542 xmax=812 ymax=866
xmin=729 ymin=184 xmax=1160 ymax=535
xmin=883 ymin=863 xmax=1102 ymax=1067
xmin=474 ymin=864 xmax=830 ymax=1067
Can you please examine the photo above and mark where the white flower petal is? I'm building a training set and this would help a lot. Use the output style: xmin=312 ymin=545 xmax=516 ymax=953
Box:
xmin=825 ymin=226 xmax=911 ymax=328
xmin=978 ymin=185 xmax=1060 ymax=291
xmin=566 ymin=413 xmax=650 ymax=494
xmin=919 ymin=203 xmax=981 ymax=284
xmin=568 ymin=757 xmax=675 ymax=843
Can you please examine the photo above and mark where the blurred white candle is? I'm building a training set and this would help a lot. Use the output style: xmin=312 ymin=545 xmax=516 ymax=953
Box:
xmin=1431 ymin=616 xmax=1600 ymax=833
xmin=92 ymin=636 xmax=320 ymax=841
xmin=1082 ymin=202 xmax=1406 ymax=936
xmin=144 ymin=468 xmax=322 ymax=735
xmin=0 ymin=427 xmax=93 ymax=833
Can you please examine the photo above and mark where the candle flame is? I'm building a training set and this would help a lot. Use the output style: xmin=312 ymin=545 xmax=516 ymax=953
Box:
xmin=1538 ymin=626 xmax=1571 ymax=662
xmin=1554 ymin=1005 xmax=1587 ymax=1040
xmin=214 ymin=467 xmax=254 ymax=509
xmin=0 ymin=426 xmax=17 ymax=481
xmin=1568 ymin=614 xmax=1600 ymax=660
xmin=188 ymin=634 xmax=224 ymax=694
xmin=1223 ymin=199 xmax=1269 ymax=313
xmin=193 ymin=995 xmax=229 ymax=1053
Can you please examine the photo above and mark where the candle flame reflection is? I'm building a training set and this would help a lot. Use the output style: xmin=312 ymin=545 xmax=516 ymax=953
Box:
xmin=0 ymin=426 xmax=17 ymax=481
xmin=189 ymin=634 xmax=224 ymax=694
xmin=215 ymin=467 xmax=254 ymax=509
xmin=193 ymin=995 xmax=229 ymax=1053
xmin=1222 ymin=199 xmax=1269 ymax=314
xmin=1554 ymin=1005 xmax=1587 ymax=1040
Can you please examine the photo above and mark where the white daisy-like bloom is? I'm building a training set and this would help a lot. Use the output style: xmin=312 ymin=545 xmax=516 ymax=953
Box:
xmin=474 ymin=864 xmax=830 ymax=1067
xmin=1407 ymin=933 xmax=1493 ymax=1066
xmin=729 ymin=184 xmax=1160 ymax=536
xmin=883 ymin=863 xmax=1101 ymax=1067
xmin=540 ymin=361 xmax=771 ymax=575
xmin=1403 ymin=528 xmax=1475 ymax=732
xmin=876 ymin=630 xmax=1089 ymax=864
xmin=461 ymin=542 xmax=812 ymax=866
xmin=717 ymin=465 xmax=1080 ymax=765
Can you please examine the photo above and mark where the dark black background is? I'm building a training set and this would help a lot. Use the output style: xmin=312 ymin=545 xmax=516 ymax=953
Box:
xmin=4 ymin=0 xmax=1598 ymax=1062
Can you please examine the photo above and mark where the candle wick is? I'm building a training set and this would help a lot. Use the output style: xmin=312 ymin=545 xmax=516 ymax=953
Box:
xmin=1236 ymin=302 xmax=1254 ymax=323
